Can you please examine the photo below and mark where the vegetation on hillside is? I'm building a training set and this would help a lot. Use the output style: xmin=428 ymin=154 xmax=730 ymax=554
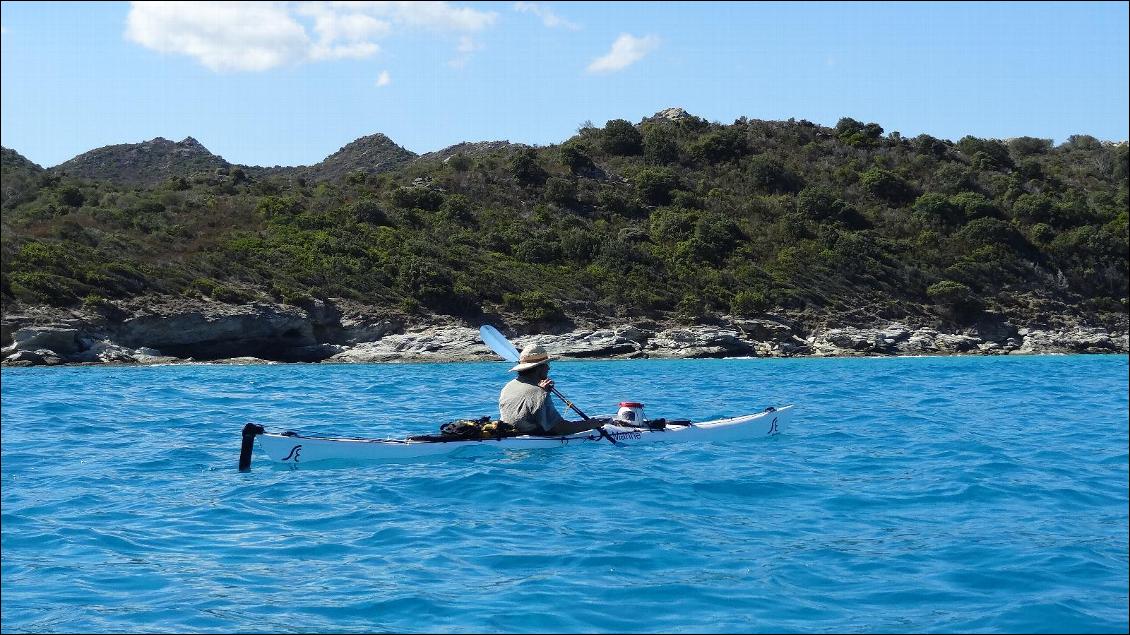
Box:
xmin=2 ymin=113 xmax=1127 ymax=330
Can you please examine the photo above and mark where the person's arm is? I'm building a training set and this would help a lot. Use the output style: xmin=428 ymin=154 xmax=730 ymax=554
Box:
xmin=531 ymin=381 xmax=568 ymax=433
xmin=543 ymin=397 xmax=568 ymax=429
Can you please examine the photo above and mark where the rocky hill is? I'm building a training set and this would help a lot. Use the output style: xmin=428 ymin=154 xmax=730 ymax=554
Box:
xmin=2 ymin=109 xmax=1127 ymax=366
xmin=416 ymin=141 xmax=517 ymax=165
xmin=299 ymin=133 xmax=417 ymax=181
xmin=51 ymin=136 xmax=230 ymax=186
xmin=1 ymin=147 xmax=45 ymax=208
xmin=1 ymin=147 xmax=43 ymax=176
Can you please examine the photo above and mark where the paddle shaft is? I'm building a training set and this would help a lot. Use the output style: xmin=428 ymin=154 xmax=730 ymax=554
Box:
xmin=549 ymin=385 xmax=618 ymax=444
xmin=549 ymin=386 xmax=591 ymax=420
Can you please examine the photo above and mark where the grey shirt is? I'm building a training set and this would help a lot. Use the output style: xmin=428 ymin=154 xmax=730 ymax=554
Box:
xmin=499 ymin=376 xmax=568 ymax=433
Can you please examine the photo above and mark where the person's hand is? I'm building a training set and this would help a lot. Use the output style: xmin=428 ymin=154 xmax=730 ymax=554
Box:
xmin=538 ymin=378 xmax=555 ymax=392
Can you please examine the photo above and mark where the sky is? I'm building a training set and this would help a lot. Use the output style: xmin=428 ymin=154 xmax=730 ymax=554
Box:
xmin=1 ymin=1 xmax=1127 ymax=168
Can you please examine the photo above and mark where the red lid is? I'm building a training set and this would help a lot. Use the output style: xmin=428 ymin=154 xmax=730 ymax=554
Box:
xmin=619 ymin=401 xmax=644 ymax=407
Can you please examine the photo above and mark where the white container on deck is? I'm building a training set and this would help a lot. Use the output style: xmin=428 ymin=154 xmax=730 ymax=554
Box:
xmin=615 ymin=401 xmax=646 ymax=424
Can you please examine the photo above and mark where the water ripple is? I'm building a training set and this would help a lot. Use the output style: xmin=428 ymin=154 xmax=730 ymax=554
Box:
xmin=2 ymin=355 xmax=1127 ymax=633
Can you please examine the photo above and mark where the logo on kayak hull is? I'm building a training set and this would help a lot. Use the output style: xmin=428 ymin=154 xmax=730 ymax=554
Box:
xmin=767 ymin=417 xmax=778 ymax=435
xmin=607 ymin=430 xmax=642 ymax=441
xmin=282 ymin=445 xmax=303 ymax=462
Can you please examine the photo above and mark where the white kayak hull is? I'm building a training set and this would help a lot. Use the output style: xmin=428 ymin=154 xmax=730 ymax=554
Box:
xmin=256 ymin=405 xmax=792 ymax=465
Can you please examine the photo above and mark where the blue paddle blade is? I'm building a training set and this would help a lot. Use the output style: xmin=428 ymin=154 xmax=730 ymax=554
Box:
xmin=479 ymin=325 xmax=521 ymax=363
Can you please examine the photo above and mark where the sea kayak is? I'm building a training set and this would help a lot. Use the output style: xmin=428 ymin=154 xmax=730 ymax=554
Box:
xmin=242 ymin=405 xmax=792 ymax=467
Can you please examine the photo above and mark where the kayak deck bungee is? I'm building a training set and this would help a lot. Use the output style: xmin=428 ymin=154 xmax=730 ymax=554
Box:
xmin=240 ymin=405 xmax=792 ymax=468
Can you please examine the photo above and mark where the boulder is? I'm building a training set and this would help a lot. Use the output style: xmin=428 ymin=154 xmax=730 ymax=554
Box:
xmin=115 ymin=301 xmax=315 ymax=359
xmin=210 ymin=357 xmax=274 ymax=365
xmin=811 ymin=324 xmax=914 ymax=355
xmin=336 ymin=317 xmax=397 ymax=345
xmin=969 ymin=313 xmax=1019 ymax=343
xmin=304 ymin=298 xmax=343 ymax=327
xmin=327 ymin=326 xmax=493 ymax=363
xmin=647 ymin=326 xmax=753 ymax=358
xmin=1013 ymin=327 xmax=1120 ymax=354
xmin=899 ymin=328 xmax=939 ymax=354
xmin=934 ymin=333 xmax=983 ymax=353
xmin=10 ymin=326 xmax=83 ymax=355
xmin=72 ymin=340 xmax=139 ymax=363
xmin=524 ymin=328 xmax=646 ymax=358
xmin=2 ymin=349 xmax=63 ymax=366
xmin=733 ymin=318 xmax=797 ymax=343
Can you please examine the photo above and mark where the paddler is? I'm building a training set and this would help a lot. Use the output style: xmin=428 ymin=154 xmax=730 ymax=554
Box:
xmin=499 ymin=344 xmax=603 ymax=436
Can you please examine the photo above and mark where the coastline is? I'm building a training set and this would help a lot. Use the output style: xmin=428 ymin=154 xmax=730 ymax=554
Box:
xmin=3 ymin=296 xmax=1126 ymax=368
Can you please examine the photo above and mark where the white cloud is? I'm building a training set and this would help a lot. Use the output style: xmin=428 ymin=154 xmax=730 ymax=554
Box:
xmin=448 ymin=34 xmax=481 ymax=68
xmin=327 ymin=1 xmax=497 ymax=31
xmin=376 ymin=69 xmax=391 ymax=86
xmin=125 ymin=1 xmax=497 ymax=72
xmin=512 ymin=2 xmax=580 ymax=30
xmin=298 ymin=3 xmax=391 ymax=42
xmin=125 ymin=2 xmax=310 ymax=72
xmin=587 ymin=33 xmax=659 ymax=74
xmin=310 ymin=40 xmax=380 ymax=61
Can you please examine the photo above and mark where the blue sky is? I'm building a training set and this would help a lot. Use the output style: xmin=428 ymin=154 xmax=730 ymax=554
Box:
xmin=2 ymin=1 xmax=1127 ymax=168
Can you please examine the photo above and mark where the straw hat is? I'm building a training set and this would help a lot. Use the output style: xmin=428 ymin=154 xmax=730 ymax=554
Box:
xmin=509 ymin=343 xmax=552 ymax=372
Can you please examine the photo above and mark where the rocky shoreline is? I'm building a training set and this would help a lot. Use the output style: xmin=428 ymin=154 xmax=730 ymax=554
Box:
xmin=2 ymin=297 xmax=1126 ymax=368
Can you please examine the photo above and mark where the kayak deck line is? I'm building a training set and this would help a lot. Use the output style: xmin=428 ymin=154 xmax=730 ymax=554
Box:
xmin=238 ymin=405 xmax=792 ymax=470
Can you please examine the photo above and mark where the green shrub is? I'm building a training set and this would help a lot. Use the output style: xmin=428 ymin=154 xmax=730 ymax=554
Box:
xmin=926 ymin=280 xmax=983 ymax=317
xmin=693 ymin=214 xmax=741 ymax=260
xmin=559 ymin=143 xmax=595 ymax=174
xmin=543 ymin=177 xmax=578 ymax=206
xmin=349 ymin=199 xmax=389 ymax=225
xmin=749 ymin=157 xmax=799 ymax=193
xmin=256 ymin=195 xmax=303 ymax=219
xmin=58 ymin=186 xmax=85 ymax=208
xmin=447 ymin=153 xmax=472 ymax=172
xmin=82 ymin=293 xmax=109 ymax=309
xmin=439 ymin=194 xmax=475 ymax=224
xmin=1012 ymin=193 xmax=1055 ymax=224
xmin=634 ymin=168 xmax=679 ymax=206
xmin=601 ymin=119 xmax=643 ymax=156
xmin=689 ymin=128 xmax=748 ymax=163
xmin=10 ymin=272 xmax=87 ymax=306
xmin=861 ymin=167 xmax=915 ymax=205
xmin=1008 ymin=136 xmax=1052 ymax=157
xmin=913 ymin=134 xmax=949 ymax=158
xmin=598 ymin=189 xmax=643 ymax=216
xmin=1029 ymin=222 xmax=1055 ymax=244
xmin=957 ymin=136 xmax=1013 ymax=169
xmin=389 ymin=186 xmax=443 ymax=211
xmin=503 ymin=290 xmax=565 ymax=322
xmin=835 ymin=117 xmax=884 ymax=146
xmin=675 ymin=294 xmax=707 ymax=324
xmin=949 ymin=192 xmax=998 ymax=220
xmin=912 ymin=193 xmax=962 ymax=225
xmin=954 ymin=217 xmax=1025 ymax=250
xmin=649 ymin=207 xmax=697 ymax=243
xmin=643 ymin=126 xmax=680 ymax=164
xmin=731 ymin=289 xmax=770 ymax=316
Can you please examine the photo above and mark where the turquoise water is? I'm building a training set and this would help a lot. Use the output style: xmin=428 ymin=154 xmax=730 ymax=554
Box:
xmin=2 ymin=355 xmax=1127 ymax=633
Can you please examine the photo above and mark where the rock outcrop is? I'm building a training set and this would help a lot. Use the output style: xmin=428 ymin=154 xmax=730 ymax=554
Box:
xmin=416 ymin=141 xmax=516 ymax=164
xmin=326 ymin=326 xmax=491 ymax=363
xmin=52 ymin=137 xmax=229 ymax=186
xmin=646 ymin=326 xmax=754 ymax=358
xmin=302 ymin=133 xmax=417 ymax=182
xmin=115 ymin=301 xmax=317 ymax=360
xmin=2 ymin=299 xmax=1126 ymax=368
